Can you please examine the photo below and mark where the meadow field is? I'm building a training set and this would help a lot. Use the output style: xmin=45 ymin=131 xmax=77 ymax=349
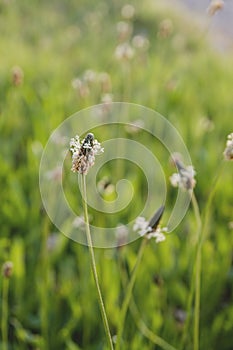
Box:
xmin=0 ymin=0 xmax=233 ymax=349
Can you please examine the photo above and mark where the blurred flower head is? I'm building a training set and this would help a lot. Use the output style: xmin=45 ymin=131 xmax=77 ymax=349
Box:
xmin=116 ymin=21 xmax=133 ymax=42
xmin=72 ymin=78 xmax=90 ymax=98
xmin=46 ymin=165 xmax=63 ymax=182
xmin=125 ymin=119 xmax=144 ymax=134
xmin=132 ymin=35 xmax=150 ymax=51
xmin=97 ymin=176 xmax=115 ymax=195
xmin=121 ymin=4 xmax=135 ymax=20
xmin=70 ymin=133 xmax=104 ymax=175
xmin=133 ymin=216 xmax=167 ymax=243
xmin=31 ymin=140 xmax=43 ymax=157
xmin=115 ymin=224 xmax=129 ymax=246
xmin=174 ymin=308 xmax=187 ymax=325
xmin=2 ymin=261 xmax=13 ymax=278
xmin=223 ymin=132 xmax=233 ymax=161
xmin=51 ymin=131 xmax=68 ymax=145
xmin=72 ymin=215 xmax=85 ymax=229
xmin=83 ymin=69 xmax=97 ymax=84
xmin=101 ymin=93 xmax=113 ymax=104
xmin=170 ymin=153 xmax=196 ymax=190
xmin=158 ymin=19 xmax=173 ymax=39
xmin=47 ymin=233 xmax=59 ymax=252
xmin=165 ymin=78 xmax=179 ymax=92
xmin=207 ymin=0 xmax=224 ymax=16
xmin=115 ymin=43 xmax=134 ymax=61
xmin=98 ymin=72 xmax=112 ymax=93
xmin=228 ymin=221 xmax=233 ymax=230
xmin=11 ymin=65 xmax=24 ymax=86
xmin=199 ymin=117 xmax=215 ymax=132
xmin=133 ymin=216 xmax=150 ymax=237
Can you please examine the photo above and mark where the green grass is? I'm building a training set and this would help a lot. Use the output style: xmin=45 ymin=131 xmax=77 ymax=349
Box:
xmin=0 ymin=0 xmax=233 ymax=349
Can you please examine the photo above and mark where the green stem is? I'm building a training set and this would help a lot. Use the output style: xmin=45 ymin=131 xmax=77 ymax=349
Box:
xmin=2 ymin=276 xmax=10 ymax=350
xmin=40 ymin=217 xmax=50 ymax=349
xmin=81 ymin=174 xmax=114 ymax=350
xmin=191 ymin=193 xmax=202 ymax=350
xmin=193 ymin=163 xmax=225 ymax=350
xmin=181 ymin=258 xmax=196 ymax=350
xmin=117 ymin=250 xmax=178 ymax=350
xmin=191 ymin=162 xmax=225 ymax=350
xmin=116 ymin=237 xmax=147 ymax=350
xmin=181 ymin=192 xmax=202 ymax=350
xmin=181 ymin=162 xmax=225 ymax=350
xmin=191 ymin=193 xmax=202 ymax=236
xmin=135 ymin=314 xmax=178 ymax=350
xmin=200 ymin=161 xmax=225 ymax=245
xmin=194 ymin=246 xmax=201 ymax=350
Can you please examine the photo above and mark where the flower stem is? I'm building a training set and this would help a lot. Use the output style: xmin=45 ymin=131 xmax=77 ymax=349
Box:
xmin=200 ymin=161 xmax=225 ymax=245
xmin=116 ymin=237 xmax=147 ymax=350
xmin=192 ymin=162 xmax=225 ymax=350
xmin=191 ymin=160 xmax=225 ymax=350
xmin=134 ymin=313 xmax=178 ymax=350
xmin=181 ymin=192 xmax=202 ymax=350
xmin=191 ymin=193 xmax=202 ymax=350
xmin=40 ymin=217 xmax=50 ymax=349
xmin=1 ymin=276 xmax=10 ymax=350
xmin=81 ymin=174 xmax=114 ymax=350
xmin=117 ymin=251 xmax=178 ymax=350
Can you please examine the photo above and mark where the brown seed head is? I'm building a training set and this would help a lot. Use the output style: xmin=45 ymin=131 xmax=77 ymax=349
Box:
xmin=2 ymin=261 xmax=13 ymax=278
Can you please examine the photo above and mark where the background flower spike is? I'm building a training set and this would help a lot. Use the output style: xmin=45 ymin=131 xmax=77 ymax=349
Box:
xmin=148 ymin=205 xmax=165 ymax=230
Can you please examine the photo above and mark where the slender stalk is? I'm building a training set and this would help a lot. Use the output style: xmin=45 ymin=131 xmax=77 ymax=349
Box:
xmin=40 ymin=217 xmax=50 ymax=349
xmin=191 ymin=193 xmax=202 ymax=237
xmin=181 ymin=257 xmax=196 ymax=350
xmin=194 ymin=247 xmax=201 ymax=350
xmin=191 ymin=193 xmax=202 ymax=350
xmin=193 ymin=162 xmax=225 ymax=350
xmin=200 ymin=161 xmax=225 ymax=245
xmin=116 ymin=237 xmax=147 ymax=350
xmin=135 ymin=314 xmax=178 ymax=350
xmin=181 ymin=162 xmax=225 ymax=350
xmin=117 ymin=250 xmax=178 ymax=350
xmin=181 ymin=192 xmax=202 ymax=350
xmin=191 ymin=161 xmax=225 ymax=350
xmin=81 ymin=174 xmax=114 ymax=350
xmin=2 ymin=276 xmax=10 ymax=350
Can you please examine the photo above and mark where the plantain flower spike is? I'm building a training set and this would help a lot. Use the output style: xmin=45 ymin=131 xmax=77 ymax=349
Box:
xmin=223 ymin=132 xmax=233 ymax=161
xmin=70 ymin=133 xmax=104 ymax=175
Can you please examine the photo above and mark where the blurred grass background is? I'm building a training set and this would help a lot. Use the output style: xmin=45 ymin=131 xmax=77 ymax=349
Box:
xmin=0 ymin=0 xmax=233 ymax=349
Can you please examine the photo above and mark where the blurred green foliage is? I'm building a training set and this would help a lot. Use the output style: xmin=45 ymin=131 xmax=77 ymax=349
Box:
xmin=0 ymin=0 xmax=233 ymax=349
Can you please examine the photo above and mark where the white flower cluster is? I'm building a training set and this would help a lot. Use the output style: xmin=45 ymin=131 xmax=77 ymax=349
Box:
xmin=223 ymin=133 xmax=233 ymax=161
xmin=114 ymin=42 xmax=135 ymax=61
xmin=133 ymin=217 xmax=149 ymax=237
xmin=207 ymin=0 xmax=224 ymax=16
xmin=70 ymin=133 xmax=104 ymax=175
xmin=169 ymin=154 xmax=196 ymax=190
xmin=133 ymin=217 xmax=167 ymax=243
xmin=170 ymin=165 xmax=196 ymax=190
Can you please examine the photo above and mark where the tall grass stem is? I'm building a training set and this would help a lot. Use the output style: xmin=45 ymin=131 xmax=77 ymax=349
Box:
xmin=2 ymin=276 xmax=10 ymax=350
xmin=117 ymin=251 xmax=178 ymax=350
xmin=40 ymin=217 xmax=50 ymax=349
xmin=116 ymin=237 xmax=147 ymax=350
xmin=192 ymin=193 xmax=202 ymax=350
xmin=81 ymin=174 xmax=114 ymax=350
xmin=181 ymin=162 xmax=225 ymax=350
